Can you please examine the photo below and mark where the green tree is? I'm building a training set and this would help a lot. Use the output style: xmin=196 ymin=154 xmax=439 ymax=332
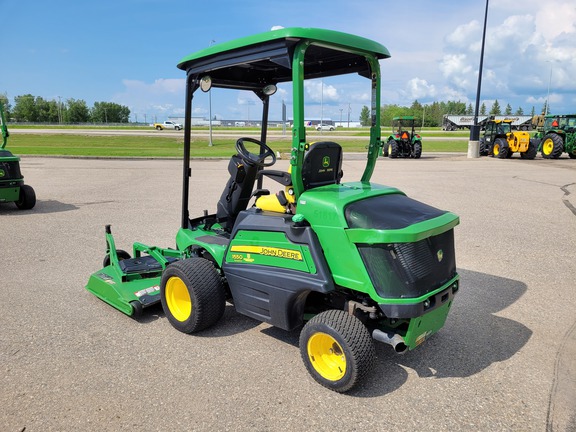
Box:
xmin=91 ymin=102 xmax=130 ymax=123
xmin=12 ymin=94 xmax=38 ymax=122
xmin=480 ymin=103 xmax=487 ymax=115
xmin=466 ymin=104 xmax=473 ymax=115
xmin=66 ymin=99 xmax=90 ymax=123
xmin=446 ymin=100 xmax=467 ymax=115
xmin=35 ymin=97 xmax=59 ymax=122
xmin=0 ymin=93 xmax=11 ymax=119
xmin=504 ymin=103 xmax=512 ymax=115
xmin=490 ymin=100 xmax=501 ymax=115
xmin=380 ymin=104 xmax=410 ymax=127
xmin=359 ymin=105 xmax=370 ymax=126
xmin=515 ymin=106 xmax=524 ymax=115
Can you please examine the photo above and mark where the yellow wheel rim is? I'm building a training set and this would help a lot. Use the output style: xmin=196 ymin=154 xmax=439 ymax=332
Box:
xmin=307 ymin=332 xmax=346 ymax=381
xmin=542 ymin=139 xmax=553 ymax=155
xmin=493 ymin=144 xmax=500 ymax=156
xmin=388 ymin=144 xmax=392 ymax=154
xmin=165 ymin=276 xmax=191 ymax=322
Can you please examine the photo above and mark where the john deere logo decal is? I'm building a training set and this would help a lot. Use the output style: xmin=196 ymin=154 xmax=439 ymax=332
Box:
xmin=0 ymin=169 xmax=4 ymax=178
xmin=437 ymin=249 xmax=444 ymax=262
xmin=322 ymin=156 xmax=330 ymax=167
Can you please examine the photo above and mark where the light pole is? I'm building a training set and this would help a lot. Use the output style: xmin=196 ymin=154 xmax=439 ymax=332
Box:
xmin=320 ymin=80 xmax=324 ymax=133
xmin=208 ymin=39 xmax=215 ymax=147
xmin=468 ymin=0 xmax=489 ymax=158
xmin=545 ymin=61 xmax=552 ymax=115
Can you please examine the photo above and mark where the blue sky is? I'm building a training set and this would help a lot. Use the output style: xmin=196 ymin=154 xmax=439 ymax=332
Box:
xmin=2 ymin=0 xmax=575 ymax=123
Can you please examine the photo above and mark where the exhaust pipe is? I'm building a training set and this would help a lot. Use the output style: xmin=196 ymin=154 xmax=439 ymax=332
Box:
xmin=372 ymin=329 xmax=408 ymax=354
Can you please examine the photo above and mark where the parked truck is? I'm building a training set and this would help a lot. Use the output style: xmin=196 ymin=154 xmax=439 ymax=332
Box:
xmin=153 ymin=120 xmax=182 ymax=130
xmin=442 ymin=114 xmax=536 ymax=131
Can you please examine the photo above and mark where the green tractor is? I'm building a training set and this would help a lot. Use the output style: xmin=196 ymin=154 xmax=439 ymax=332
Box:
xmin=383 ymin=116 xmax=422 ymax=158
xmin=86 ymin=28 xmax=460 ymax=392
xmin=0 ymin=101 xmax=36 ymax=210
xmin=532 ymin=114 xmax=576 ymax=159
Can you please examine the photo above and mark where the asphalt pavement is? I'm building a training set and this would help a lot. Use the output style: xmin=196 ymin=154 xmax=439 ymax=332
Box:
xmin=1 ymin=153 xmax=575 ymax=431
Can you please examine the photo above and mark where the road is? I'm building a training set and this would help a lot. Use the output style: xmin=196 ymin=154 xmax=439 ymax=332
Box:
xmin=1 ymin=154 xmax=575 ymax=431
xmin=9 ymin=127 xmax=468 ymax=140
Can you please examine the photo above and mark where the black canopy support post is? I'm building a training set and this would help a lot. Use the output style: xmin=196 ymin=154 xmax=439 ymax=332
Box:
xmin=256 ymin=93 xmax=271 ymax=190
xmin=468 ymin=0 xmax=489 ymax=158
xmin=257 ymin=91 xmax=270 ymax=145
xmin=181 ymin=73 xmax=198 ymax=229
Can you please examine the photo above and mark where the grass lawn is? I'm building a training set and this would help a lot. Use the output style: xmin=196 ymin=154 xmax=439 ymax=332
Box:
xmin=8 ymin=132 xmax=469 ymax=158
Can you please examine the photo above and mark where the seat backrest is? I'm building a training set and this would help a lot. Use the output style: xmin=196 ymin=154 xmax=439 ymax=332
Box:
xmin=301 ymin=141 xmax=343 ymax=190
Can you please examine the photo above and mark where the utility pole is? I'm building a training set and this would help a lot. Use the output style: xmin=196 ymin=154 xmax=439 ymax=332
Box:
xmin=347 ymin=104 xmax=351 ymax=128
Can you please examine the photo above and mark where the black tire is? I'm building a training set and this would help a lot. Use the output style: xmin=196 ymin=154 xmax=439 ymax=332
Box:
xmin=175 ymin=126 xmax=181 ymax=131
xmin=521 ymin=141 xmax=537 ymax=160
xmin=156 ymin=126 xmax=162 ymax=130
xmin=15 ymin=184 xmax=36 ymax=210
xmin=299 ymin=310 xmax=375 ymax=393
xmin=102 ymin=249 xmax=131 ymax=267
xmin=479 ymin=139 xmax=487 ymax=156
xmin=130 ymin=300 xmax=143 ymax=319
xmin=540 ymin=133 xmax=564 ymax=159
xmin=160 ymin=258 xmax=225 ymax=334
xmin=492 ymin=138 xmax=509 ymax=159
xmin=387 ymin=140 xmax=398 ymax=158
xmin=413 ymin=142 xmax=422 ymax=159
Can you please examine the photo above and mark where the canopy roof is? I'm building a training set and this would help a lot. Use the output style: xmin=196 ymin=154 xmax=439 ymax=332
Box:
xmin=177 ymin=27 xmax=390 ymax=90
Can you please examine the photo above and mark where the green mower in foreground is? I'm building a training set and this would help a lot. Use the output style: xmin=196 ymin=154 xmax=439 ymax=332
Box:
xmin=0 ymin=101 xmax=36 ymax=210
xmin=86 ymin=27 xmax=460 ymax=392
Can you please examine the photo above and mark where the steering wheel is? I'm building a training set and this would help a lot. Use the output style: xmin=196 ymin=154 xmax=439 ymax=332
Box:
xmin=235 ymin=137 xmax=276 ymax=167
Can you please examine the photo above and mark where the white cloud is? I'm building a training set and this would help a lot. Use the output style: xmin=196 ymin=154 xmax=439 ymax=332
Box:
xmin=436 ymin=1 xmax=576 ymax=112
xmin=406 ymin=78 xmax=437 ymax=100
xmin=305 ymin=80 xmax=339 ymax=103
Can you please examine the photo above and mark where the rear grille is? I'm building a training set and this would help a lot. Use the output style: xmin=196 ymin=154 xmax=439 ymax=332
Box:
xmin=0 ymin=160 xmax=23 ymax=182
xmin=358 ymin=229 xmax=456 ymax=299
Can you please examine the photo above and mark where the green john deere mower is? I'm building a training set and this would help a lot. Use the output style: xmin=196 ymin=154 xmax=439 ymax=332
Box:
xmin=0 ymin=101 xmax=36 ymax=210
xmin=86 ymin=27 xmax=460 ymax=392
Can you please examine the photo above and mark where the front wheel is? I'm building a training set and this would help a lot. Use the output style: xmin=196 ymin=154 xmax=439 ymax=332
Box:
xmin=15 ymin=184 xmax=36 ymax=210
xmin=160 ymin=258 xmax=226 ymax=334
xmin=299 ymin=310 xmax=375 ymax=393
xmin=521 ymin=141 xmax=537 ymax=160
xmin=156 ymin=126 xmax=162 ymax=130
xmin=492 ymin=138 xmax=509 ymax=159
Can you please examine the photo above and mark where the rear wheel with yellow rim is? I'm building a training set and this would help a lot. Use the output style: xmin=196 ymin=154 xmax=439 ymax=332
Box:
xmin=299 ymin=309 xmax=375 ymax=393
